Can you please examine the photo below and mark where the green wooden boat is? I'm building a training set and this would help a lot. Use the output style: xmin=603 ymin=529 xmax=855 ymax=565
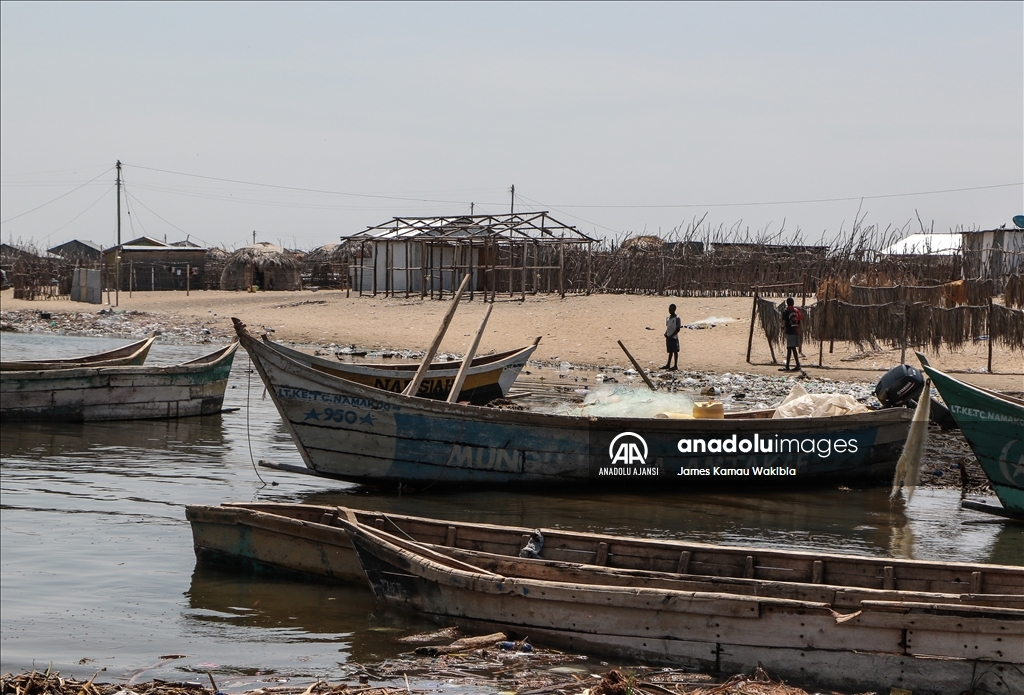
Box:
xmin=918 ymin=353 xmax=1024 ymax=519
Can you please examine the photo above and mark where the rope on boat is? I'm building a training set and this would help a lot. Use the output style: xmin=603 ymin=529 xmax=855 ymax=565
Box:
xmin=246 ymin=356 xmax=268 ymax=487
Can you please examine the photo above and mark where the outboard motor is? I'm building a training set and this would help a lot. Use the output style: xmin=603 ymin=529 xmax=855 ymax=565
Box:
xmin=874 ymin=364 xmax=958 ymax=430
xmin=875 ymin=364 xmax=925 ymax=408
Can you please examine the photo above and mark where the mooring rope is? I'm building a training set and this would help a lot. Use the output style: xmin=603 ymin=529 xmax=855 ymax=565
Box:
xmin=246 ymin=357 xmax=268 ymax=487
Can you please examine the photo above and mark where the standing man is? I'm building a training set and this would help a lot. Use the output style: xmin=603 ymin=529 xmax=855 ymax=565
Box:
xmin=780 ymin=297 xmax=803 ymax=373
xmin=663 ymin=303 xmax=681 ymax=370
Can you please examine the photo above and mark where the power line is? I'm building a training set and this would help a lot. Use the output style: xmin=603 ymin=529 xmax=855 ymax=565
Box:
xmin=0 ymin=163 xmax=110 ymax=179
xmin=536 ymin=182 xmax=1023 ymax=209
xmin=1 ymin=167 xmax=114 ymax=225
xmin=124 ymin=190 xmax=191 ymax=239
xmin=126 ymin=181 xmax=460 ymax=212
xmin=516 ymin=193 xmax=623 ymax=236
xmin=122 ymin=187 xmax=145 ymax=238
xmin=49 ymin=184 xmax=116 ymax=238
xmin=124 ymin=163 xmax=508 ymax=206
xmin=123 ymin=163 xmax=1019 ymax=211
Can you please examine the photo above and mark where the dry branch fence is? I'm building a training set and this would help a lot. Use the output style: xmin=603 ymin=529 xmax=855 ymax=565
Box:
xmin=564 ymin=229 xmax=970 ymax=297
xmin=752 ymin=295 xmax=1024 ymax=373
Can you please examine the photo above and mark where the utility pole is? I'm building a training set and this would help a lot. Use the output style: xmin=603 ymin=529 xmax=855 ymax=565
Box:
xmin=253 ymin=230 xmax=256 ymax=245
xmin=510 ymin=185 xmax=514 ymax=215
xmin=470 ymin=202 xmax=474 ymax=215
xmin=115 ymin=160 xmax=122 ymax=307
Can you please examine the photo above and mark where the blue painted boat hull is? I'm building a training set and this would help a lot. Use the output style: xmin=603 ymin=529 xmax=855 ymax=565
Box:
xmin=236 ymin=320 xmax=913 ymax=488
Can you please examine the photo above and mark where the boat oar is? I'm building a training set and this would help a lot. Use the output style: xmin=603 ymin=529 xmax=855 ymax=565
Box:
xmin=890 ymin=379 xmax=932 ymax=504
xmin=447 ymin=302 xmax=493 ymax=404
xmin=617 ymin=340 xmax=658 ymax=391
xmin=403 ymin=274 xmax=471 ymax=398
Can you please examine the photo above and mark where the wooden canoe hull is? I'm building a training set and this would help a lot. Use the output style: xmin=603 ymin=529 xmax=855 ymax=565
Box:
xmin=186 ymin=502 xmax=1024 ymax=691
xmin=235 ymin=319 xmax=914 ymax=487
xmin=0 ymin=342 xmax=238 ymax=422
xmin=341 ymin=516 xmax=1024 ymax=695
xmin=921 ymin=360 xmax=1024 ymax=518
xmin=263 ymin=337 xmax=537 ymax=404
xmin=0 ymin=333 xmax=157 ymax=371
xmin=186 ymin=503 xmax=1024 ymax=598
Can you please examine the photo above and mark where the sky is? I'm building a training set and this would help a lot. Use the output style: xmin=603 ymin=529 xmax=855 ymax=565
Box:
xmin=1 ymin=1 xmax=1021 ymax=251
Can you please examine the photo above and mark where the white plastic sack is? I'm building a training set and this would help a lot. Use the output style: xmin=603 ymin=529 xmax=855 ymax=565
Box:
xmin=546 ymin=385 xmax=694 ymax=419
xmin=772 ymin=383 xmax=870 ymax=419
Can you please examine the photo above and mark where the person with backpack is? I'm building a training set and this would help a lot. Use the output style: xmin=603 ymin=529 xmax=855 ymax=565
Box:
xmin=780 ymin=297 xmax=804 ymax=373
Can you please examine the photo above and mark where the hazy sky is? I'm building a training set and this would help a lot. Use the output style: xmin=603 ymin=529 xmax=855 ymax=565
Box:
xmin=1 ymin=2 xmax=1021 ymax=250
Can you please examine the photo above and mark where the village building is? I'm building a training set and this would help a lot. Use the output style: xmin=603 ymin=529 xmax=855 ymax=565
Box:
xmin=961 ymin=228 xmax=1023 ymax=286
xmin=101 ymin=236 xmax=208 ymax=291
xmin=220 ymin=243 xmax=302 ymax=291
xmin=343 ymin=212 xmax=595 ymax=299
xmin=48 ymin=239 xmax=103 ymax=262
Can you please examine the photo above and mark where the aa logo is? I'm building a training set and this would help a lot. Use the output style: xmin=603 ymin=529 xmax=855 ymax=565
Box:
xmin=609 ymin=432 xmax=648 ymax=466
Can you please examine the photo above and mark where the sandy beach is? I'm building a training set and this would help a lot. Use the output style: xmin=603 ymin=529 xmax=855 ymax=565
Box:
xmin=2 ymin=288 xmax=1020 ymax=390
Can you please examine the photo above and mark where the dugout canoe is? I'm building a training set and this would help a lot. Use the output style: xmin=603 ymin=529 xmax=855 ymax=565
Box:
xmin=261 ymin=335 xmax=538 ymax=405
xmin=0 ymin=341 xmax=238 ymax=421
xmin=334 ymin=510 xmax=1023 ymax=694
xmin=233 ymin=318 xmax=914 ymax=488
xmin=0 ymin=333 xmax=157 ymax=371
xmin=918 ymin=353 xmax=1024 ymax=519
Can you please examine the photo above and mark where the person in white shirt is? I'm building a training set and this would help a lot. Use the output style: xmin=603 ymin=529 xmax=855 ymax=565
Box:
xmin=662 ymin=304 xmax=681 ymax=370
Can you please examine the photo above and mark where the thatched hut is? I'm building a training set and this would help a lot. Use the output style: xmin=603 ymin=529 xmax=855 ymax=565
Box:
xmin=203 ymin=247 xmax=230 ymax=290
xmin=302 ymin=243 xmax=349 ymax=289
xmin=220 ymin=243 xmax=302 ymax=291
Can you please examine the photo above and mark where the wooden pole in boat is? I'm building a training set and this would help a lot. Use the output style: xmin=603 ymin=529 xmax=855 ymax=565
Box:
xmin=115 ymin=160 xmax=121 ymax=307
xmin=987 ymin=297 xmax=994 ymax=374
xmin=746 ymin=287 xmax=758 ymax=364
xmin=617 ymin=340 xmax=657 ymax=391
xmin=799 ymin=274 xmax=807 ymax=356
xmin=446 ymin=303 xmax=493 ymax=404
xmin=900 ymin=301 xmax=907 ymax=365
xmin=404 ymin=274 xmax=471 ymax=398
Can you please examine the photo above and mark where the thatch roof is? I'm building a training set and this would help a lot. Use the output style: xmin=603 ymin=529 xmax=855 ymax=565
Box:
xmin=304 ymin=243 xmax=349 ymax=265
xmin=221 ymin=243 xmax=302 ymax=291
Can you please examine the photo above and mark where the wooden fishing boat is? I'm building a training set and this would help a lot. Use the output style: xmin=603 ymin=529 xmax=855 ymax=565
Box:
xmin=1 ymin=341 xmax=238 ymax=421
xmin=187 ymin=502 xmax=1024 ymax=598
xmin=233 ymin=318 xmax=914 ymax=488
xmin=262 ymin=335 xmax=538 ymax=405
xmin=918 ymin=353 xmax=1024 ymax=519
xmin=0 ymin=333 xmax=157 ymax=371
xmin=339 ymin=513 xmax=1023 ymax=694
xmin=185 ymin=502 xmax=1024 ymax=694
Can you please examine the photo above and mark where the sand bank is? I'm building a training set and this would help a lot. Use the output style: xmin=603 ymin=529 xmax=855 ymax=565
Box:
xmin=2 ymin=288 xmax=1020 ymax=390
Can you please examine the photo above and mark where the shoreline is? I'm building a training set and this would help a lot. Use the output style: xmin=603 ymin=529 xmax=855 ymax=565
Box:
xmin=2 ymin=289 xmax=1020 ymax=391
xmin=0 ymin=295 xmax=993 ymax=494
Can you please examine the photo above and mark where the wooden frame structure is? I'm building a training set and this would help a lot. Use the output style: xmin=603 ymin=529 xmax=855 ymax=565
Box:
xmin=345 ymin=212 xmax=595 ymax=300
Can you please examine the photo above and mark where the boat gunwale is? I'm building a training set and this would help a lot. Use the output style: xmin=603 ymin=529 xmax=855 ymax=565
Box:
xmin=3 ymin=340 xmax=238 ymax=381
xmin=339 ymin=515 xmax=846 ymax=613
xmin=239 ymin=320 xmax=915 ymax=431
xmin=264 ymin=336 xmax=537 ymax=375
xmin=202 ymin=502 xmax=1024 ymax=577
xmin=0 ymin=333 xmax=158 ymax=371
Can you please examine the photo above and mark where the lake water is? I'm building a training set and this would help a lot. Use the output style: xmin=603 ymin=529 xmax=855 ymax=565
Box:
xmin=2 ymin=333 xmax=1021 ymax=688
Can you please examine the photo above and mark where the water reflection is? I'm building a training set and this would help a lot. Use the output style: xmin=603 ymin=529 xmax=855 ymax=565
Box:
xmin=1 ymin=416 xmax=227 ymax=460
xmin=185 ymin=563 xmax=435 ymax=664
xmin=295 ymin=487 xmax=914 ymax=558
xmin=1 ymin=333 xmax=1021 ymax=685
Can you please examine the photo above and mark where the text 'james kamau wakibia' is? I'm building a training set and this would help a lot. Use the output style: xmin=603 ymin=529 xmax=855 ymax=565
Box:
xmin=676 ymin=466 xmax=796 ymax=476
